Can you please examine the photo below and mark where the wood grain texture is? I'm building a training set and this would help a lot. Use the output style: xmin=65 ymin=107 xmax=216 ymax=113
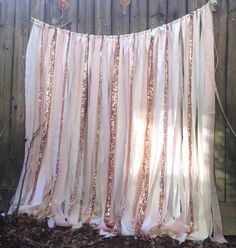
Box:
xmin=30 ymin=0 xmax=45 ymax=24
xmin=112 ymin=0 xmax=129 ymax=35
xmin=95 ymin=0 xmax=111 ymax=35
xmin=148 ymin=0 xmax=167 ymax=28
xmin=78 ymin=0 xmax=95 ymax=34
xmin=213 ymin=0 xmax=227 ymax=202
xmin=187 ymin=0 xmax=207 ymax=12
xmin=29 ymin=0 xmax=45 ymax=49
xmin=167 ymin=0 xmax=186 ymax=22
xmin=130 ymin=0 xmax=148 ymax=33
xmin=45 ymin=0 xmax=56 ymax=25
xmin=226 ymin=0 xmax=236 ymax=203
xmin=9 ymin=0 xmax=30 ymax=188
xmin=0 ymin=0 xmax=16 ymax=186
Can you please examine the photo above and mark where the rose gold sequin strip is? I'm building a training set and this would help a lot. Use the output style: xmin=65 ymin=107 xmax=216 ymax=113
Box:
xmin=38 ymin=24 xmax=45 ymax=114
xmin=89 ymin=36 xmax=104 ymax=218
xmin=124 ymin=34 xmax=136 ymax=199
xmin=29 ymin=28 xmax=57 ymax=203
xmin=68 ymin=34 xmax=90 ymax=216
xmin=158 ymin=26 xmax=169 ymax=225
xmin=135 ymin=37 xmax=154 ymax=236
xmin=104 ymin=36 xmax=120 ymax=228
xmin=188 ymin=14 xmax=194 ymax=232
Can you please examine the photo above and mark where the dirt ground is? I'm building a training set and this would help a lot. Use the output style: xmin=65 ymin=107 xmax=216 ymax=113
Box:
xmin=0 ymin=214 xmax=235 ymax=248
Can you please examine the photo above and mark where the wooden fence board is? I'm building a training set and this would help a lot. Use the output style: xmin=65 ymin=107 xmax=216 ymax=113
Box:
xmin=148 ymin=0 xmax=167 ymax=28
xmin=130 ymin=0 xmax=148 ymax=33
xmin=187 ymin=0 xmax=206 ymax=12
xmin=30 ymin=0 xmax=45 ymax=26
xmin=167 ymin=0 xmax=186 ymax=22
xmin=213 ymin=0 xmax=228 ymax=202
xmin=45 ymin=0 xmax=56 ymax=25
xmin=226 ymin=0 xmax=236 ymax=203
xmin=86 ymin=0 xmax=95 ymax=34
xmin=0 ymin=0 xmax=16 ymax=186
xmin=95 ymin=0 xmax=111 ymax=35
xmin=9 ymin=0 xmax=30 ymax=188
xmin=112 ymin=0 xmax=129 ymax=35
xmin=78 ymin=0 xmax=95 ymax=34
xmin=77 ymin=0 xmax=86 ymax=33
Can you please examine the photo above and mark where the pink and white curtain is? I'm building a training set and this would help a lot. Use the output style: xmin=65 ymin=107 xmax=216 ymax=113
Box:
xmin=9 ymin=2 xmax=224 ymax=243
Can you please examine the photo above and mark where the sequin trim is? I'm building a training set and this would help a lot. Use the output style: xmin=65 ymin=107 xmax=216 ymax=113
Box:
xmin=135 ymin=36 xmax=154 ymax=236
xmin=158 ymin=26 xmax=169 ymax=225
xmin=188 ymin=14 xmax=194 ymax=232
xmin=104 ymin=36 xmax=120 ymax=228
xmin=68 ymin=34 xmax=90 ymax=216
xmin=89 ymin=36 xmax=104 ymax=218
xmin=125 ymin=34 xmax=135 ymax=192
xmin=38 ymin=24 xmax=45 ymax=115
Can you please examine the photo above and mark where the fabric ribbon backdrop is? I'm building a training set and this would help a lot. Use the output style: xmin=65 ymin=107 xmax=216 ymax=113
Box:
xmin=9 ymin=2 xmax=225 ymax=243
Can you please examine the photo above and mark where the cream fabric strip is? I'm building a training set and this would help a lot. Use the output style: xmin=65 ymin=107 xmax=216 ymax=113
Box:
xmin=9 ymin=2 xmax=225 ymax=243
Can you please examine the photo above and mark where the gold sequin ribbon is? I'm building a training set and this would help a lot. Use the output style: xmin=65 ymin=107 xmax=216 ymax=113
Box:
xmin=127 ymin=34 xmax=135 ymax=171
xmin=158 ymin=25 xmax=169 ymax=225
xmin=104 ymin=36 xmax=120 ymax=228
xmin=29 ymin=28 xmax=57 ymax=203
xmin=38 ymin=24 xmax=45 ymax=118
xmin=89 ymin=36 xmax=104 ymax=218
xmin=187 ymin=13 xmax=194 ymax=232
xmin=135 ymin=36 xmax=154 ymax=236
xmin=68 ymin=34 xmax=90 ymax=216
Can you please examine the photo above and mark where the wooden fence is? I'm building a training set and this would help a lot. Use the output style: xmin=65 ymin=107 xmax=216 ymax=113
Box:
xmin=0 ymin=0 xmax=235 ymax=234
